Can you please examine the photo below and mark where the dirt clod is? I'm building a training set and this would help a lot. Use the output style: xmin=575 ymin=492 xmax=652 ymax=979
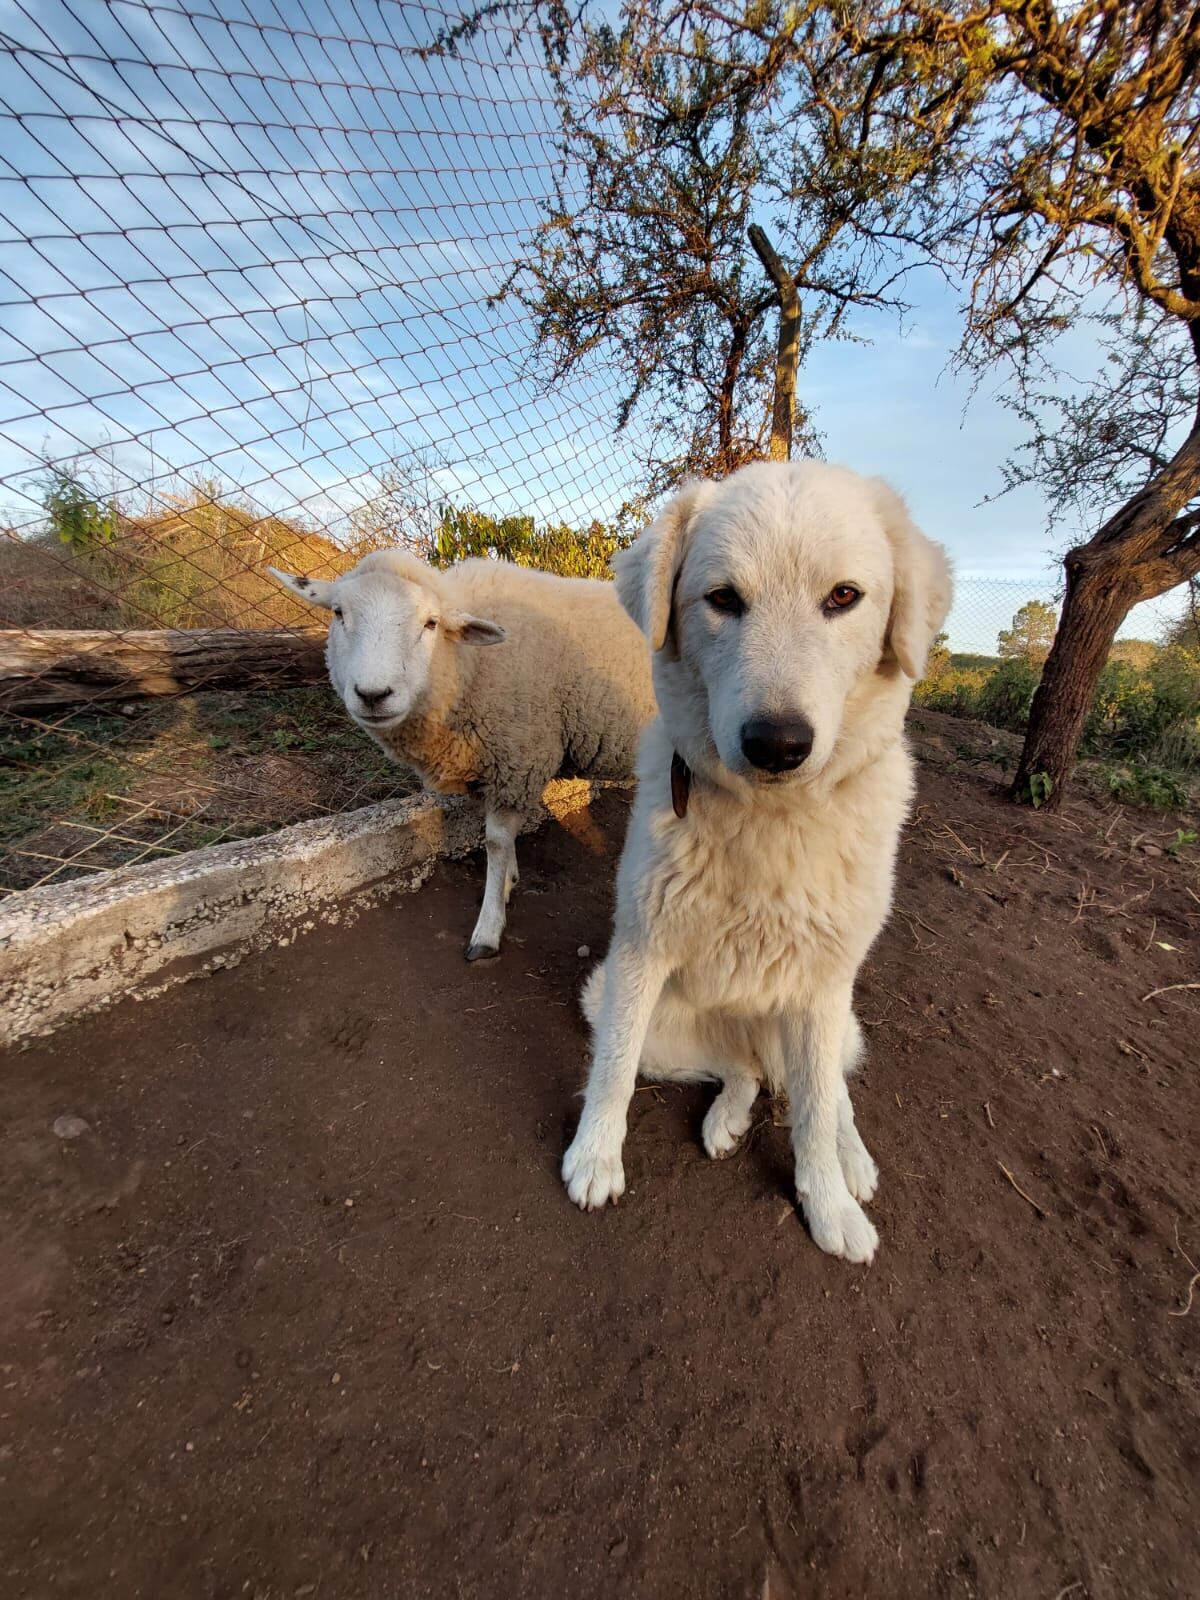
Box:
xmin=51 ymin=1114 xmax=90 ymax=1139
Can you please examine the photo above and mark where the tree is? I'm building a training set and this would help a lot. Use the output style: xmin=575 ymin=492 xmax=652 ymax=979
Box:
xmin=997 ymin=601 xmax=1057 ymax=667
xmin=818 ymin=0 xmax=1200 ymax=807
xmin=471 ymin=8 xmax=917 ymax=489
xmin=924 ymin=628 xmax=951 ymax=680
xmin=1162 ymin=580 xmax=1200 ymax=653
xmin=441 ymin=2 xmax=1200 ymax=805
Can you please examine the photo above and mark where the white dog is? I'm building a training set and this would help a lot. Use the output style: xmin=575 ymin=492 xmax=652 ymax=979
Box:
xmin=562 ymin=460 xmax=952 ymax=1263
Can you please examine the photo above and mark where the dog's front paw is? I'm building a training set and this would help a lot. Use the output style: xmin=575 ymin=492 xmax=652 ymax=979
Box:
xmin=702 ymin=1093 xmax=753 ymax=1159
xmin=562 ymin=1126 xmax=626 ymax=1211
xmin=838 ymin=1126 xmax=879 ymax=1203
xmin=796 ymin=1167 xmax=878 ymax=1263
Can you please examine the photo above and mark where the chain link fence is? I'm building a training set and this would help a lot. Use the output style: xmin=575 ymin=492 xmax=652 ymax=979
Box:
xmin=0 ymin=3 xmax=1188 ymax=897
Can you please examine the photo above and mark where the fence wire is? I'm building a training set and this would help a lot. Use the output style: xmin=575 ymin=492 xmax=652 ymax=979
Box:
xmin=0 ymin=0 xmax=662 ymax=894
xmin=0 ymin=3 xmax=1180 ymax=897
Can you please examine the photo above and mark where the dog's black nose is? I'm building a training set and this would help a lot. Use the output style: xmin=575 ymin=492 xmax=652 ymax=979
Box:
xmin=355 ymin=684 xmax=393 ymax=709
xmin=740 ymin=715 xmax=814 ymax=773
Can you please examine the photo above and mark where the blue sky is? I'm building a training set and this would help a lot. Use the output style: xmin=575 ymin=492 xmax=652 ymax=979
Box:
xmin=0 ymin=0 xmax=1184 ymax=652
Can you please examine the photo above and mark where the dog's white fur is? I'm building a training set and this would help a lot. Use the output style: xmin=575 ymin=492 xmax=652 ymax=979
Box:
xmin=563 ymin=460 xmax=952 ymax=1262
xmin=270 ymin=549 xmax=655 ymax=959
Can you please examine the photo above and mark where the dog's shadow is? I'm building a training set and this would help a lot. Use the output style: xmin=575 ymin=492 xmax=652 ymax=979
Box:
xmin=562 ymin=1082 xmax=797 ymax=1205
xmin=723 ymin=1095 xmax=796 ymax=1201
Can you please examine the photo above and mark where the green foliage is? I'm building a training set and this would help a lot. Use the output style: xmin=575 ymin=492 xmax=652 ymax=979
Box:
xmin=976 ymin=657 xmax=1039 ymax=730
xmin=1103 ymin=763 xmax=1189 ymax=810
xmin=924 ymin=630 xmax=951 ymax=680
xmin=916 ymin=633 xmax=1199 ymax=805
xmin=912 ymin=665 xmax=989 ymax=717
xmin=1024 ymin=770 xmax=1054 ymax=809
xmin=426 ymin=503 xmax=628 ymax=579
xmin=1083 ymin=647 xmax=1200 ymax=767
xmin=996 ymin=599 xmax=1057 ymax=665
xmin=40 ymin=464 xmax=118 ymax=553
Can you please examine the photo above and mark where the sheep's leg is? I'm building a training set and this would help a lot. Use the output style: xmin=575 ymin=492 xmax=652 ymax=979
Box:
xmin=466 ymin=807 xmax=522 ymax=962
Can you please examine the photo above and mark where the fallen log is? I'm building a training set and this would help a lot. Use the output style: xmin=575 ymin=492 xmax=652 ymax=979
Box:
xmin=0 ymin=627 xmax=329 ymax=713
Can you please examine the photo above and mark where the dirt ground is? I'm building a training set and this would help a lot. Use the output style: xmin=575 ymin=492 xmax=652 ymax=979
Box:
xmin=3 ymin=722 xmax=1198 ymax=1599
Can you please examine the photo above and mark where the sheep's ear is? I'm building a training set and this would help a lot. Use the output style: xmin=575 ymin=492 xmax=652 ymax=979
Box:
xmin=267 ymin=566 xmax=338 ymax=610
xmin=871 ymin=481 xmax=953 ymax=679
xmin=612 ymin=479 xmax=710 ymax=654
xmin=444 ymin=611 xmax=506 ymax=646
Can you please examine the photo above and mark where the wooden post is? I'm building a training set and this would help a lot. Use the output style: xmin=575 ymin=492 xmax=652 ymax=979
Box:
xmin=748 ymin=224 xmax=801 ymax=461
xmin=0 ymin=627 xmax=329 ymax=713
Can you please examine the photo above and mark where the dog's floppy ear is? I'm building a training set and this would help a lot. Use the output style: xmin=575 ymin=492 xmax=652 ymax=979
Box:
xmin=612 ymin=479 xmax=710 ymax=654
xmin=871 ymin=480 xmax=953 ymax=680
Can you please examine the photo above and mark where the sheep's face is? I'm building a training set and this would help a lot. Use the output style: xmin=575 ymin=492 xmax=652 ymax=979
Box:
xmin=269 ymin=558 xmax=505 ymax=731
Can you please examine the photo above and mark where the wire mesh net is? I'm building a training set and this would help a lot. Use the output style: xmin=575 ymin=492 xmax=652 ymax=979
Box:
xmin=0 ymin=4 xmax=1183 ymax=897
xmin=0 ymin=1 xmax=662 ymax=894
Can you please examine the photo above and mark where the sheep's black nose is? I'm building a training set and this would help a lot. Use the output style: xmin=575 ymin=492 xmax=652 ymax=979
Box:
xmin=355 ymin=684 xmax=393 ymax=709
xmin=740 ymin=715 xmax=814 ymax=773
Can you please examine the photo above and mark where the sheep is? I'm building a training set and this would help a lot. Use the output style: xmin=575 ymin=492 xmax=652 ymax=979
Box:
xmin=269 ymin=548 xmax=656 ymax=960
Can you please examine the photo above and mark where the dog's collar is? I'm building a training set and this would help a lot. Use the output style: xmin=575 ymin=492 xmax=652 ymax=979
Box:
xmin=670 ymin=750 xmax=692 ymax=819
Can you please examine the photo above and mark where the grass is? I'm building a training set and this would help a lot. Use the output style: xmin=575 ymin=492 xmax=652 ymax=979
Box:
xmin=1 ymin=687 xmax=415 ymax=895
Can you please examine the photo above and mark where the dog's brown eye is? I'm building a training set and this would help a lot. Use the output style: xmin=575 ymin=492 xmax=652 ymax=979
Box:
xmin=824 ymin=585 xmax=861 ymax=613
xmin=706 ymin=587 xmax=745 ymax=617
xmin=332 ymin=606 xmax=343 ymax=621
xmin=424 ymin=617 xmax=437 ymax=631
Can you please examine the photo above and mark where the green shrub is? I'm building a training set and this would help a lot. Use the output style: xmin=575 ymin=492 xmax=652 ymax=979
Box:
xmin=912 ymin=666 xmax=987 ymax=717
xmin=1082 ymin=646 xmax=1200 ymax=769
xmin=976 ymin=658 xmax=1039 ymax=731
xmin=1103 ymin=762 xmax=1190 ymax=810
xmin=425 ymin=504 xmax=628 ymax=578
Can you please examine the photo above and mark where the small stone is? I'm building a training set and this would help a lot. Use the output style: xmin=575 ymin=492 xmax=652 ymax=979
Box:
xmin=235 ymin=1348 xmax=253 ymax=1370
xmin=331 ymin=1372 xmax=342 ymax=1385
xmin=344 ymin=1198 xmax=354 ymax=1208
xmin=577 ymin=945 xmax=590 ymax=958
xmin=53 ymin=1115 xmax=90 ymax=1140
xmin=185 ymin=1441 xmax=194 ymax=1453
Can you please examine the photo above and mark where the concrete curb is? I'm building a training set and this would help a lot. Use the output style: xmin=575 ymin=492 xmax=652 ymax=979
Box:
xmin=0 ymin=778 xmax=603 ymax=1048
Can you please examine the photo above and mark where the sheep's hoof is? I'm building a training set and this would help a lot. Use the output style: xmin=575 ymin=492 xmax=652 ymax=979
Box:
xmin=465 ymin=942 xmax=500 ymax=963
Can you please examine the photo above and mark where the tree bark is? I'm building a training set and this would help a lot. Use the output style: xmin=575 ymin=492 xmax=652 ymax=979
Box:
xmin=748 ymin=224 xmax=801 ymax=460
xmin=1010 ymin=556 xmax=1139 ymax=808
xmin=715 ymin=320 xmax=748 ymax=474
xmin=1011 ymin=415 xmax=1200 ymax=809
xmin=0 ymin=627 xmax=329 ymax=713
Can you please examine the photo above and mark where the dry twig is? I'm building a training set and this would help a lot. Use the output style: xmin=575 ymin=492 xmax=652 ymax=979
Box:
xmin=997 ymin=1161 xmax=1047 ymax=1219
xmin=1168 ymin=1223 xmax=1199 ymax=1319
xmin=1140 ymin=983 xmax=1200 ymax=1003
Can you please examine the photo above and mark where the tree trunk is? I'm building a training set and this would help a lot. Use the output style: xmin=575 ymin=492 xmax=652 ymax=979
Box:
xmin=1011 ymin=412 xmax=1200 ymax=808
xmin=748 ymin=224 xmax=800 ymax=460
xmin=716 ymin=321 xmax=748 ymax=474
xmin=1010 ymin=556 xmax=1138 ymax=808
xmin=0 ymin=626 xmax=328 ymax=713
